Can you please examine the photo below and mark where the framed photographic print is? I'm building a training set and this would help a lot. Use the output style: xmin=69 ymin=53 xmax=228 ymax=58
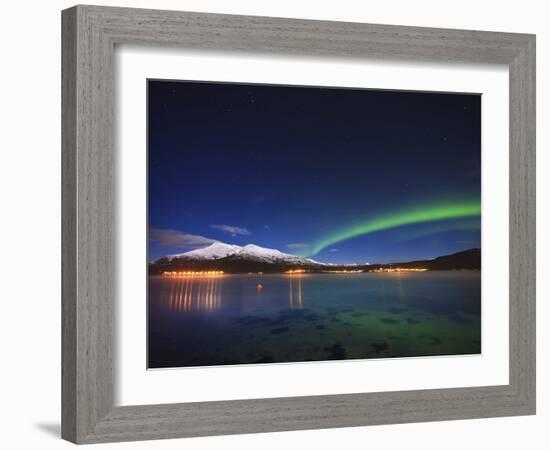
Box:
xmin=147 ymin=80 xmax=483 ymax=368
xmin=62 ymin=5 xmax=536 ymax=444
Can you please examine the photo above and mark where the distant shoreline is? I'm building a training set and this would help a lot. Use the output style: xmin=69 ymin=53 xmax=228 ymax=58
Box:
xmin=150 ymin=269 xmax=480 ymax=278
xmin=149 ymin=248 xmax=481 ymax=275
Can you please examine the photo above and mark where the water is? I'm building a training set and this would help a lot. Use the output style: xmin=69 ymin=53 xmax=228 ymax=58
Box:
xmin=148 ymin=272 xmax=481 ymax=368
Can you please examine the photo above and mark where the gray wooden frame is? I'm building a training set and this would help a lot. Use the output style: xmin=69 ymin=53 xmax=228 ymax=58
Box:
xmin=62 ymin=4 xmax=536 ymax=444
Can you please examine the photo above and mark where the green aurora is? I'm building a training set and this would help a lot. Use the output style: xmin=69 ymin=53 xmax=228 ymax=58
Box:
xmin=301 ymin=200 xmax=481 ymax=257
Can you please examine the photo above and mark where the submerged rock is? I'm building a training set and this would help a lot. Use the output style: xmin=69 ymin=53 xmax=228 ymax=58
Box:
xmin=447 ymin=314 xmax=471 ymax=324
xmin=324 ymin=343 xmax=347 ymax=359
xmin=235 ymin=316 xmax=276 ymax=326
xmin=418 ymin=334 xmax=442 ymax=345
xmin=371 ymin=341 xmax=389 ymax=353
xmin=255 ymin=355 xmax=275 ymax=363
xmin=271 ymin=326 xmax=289 ymax=334
xmin=380 ymin=318 xmax=399 ymax=324
xmin=278 ymin=309 xmax=319 ymax=323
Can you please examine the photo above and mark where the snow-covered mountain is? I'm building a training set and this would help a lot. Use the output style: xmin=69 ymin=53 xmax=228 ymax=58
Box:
xmin=166 ymin=242 xmax=242 ymax=260
xmin=236 ymin=244 xmax=308 ymax=264
xmin=159 ymin=242 xmax=325 ymax=268
xmin=151 ymin=243 xmax=481 ymax=273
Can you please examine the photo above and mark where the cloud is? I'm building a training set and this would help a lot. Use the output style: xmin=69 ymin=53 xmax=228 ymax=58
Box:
xmin=210 ymin=224 xmax=251 ymax=236
xmin=149 ymin=228 xmax=216 ymax=249
xmin=286 ymin=243 xmax=308 ymax=250
xmin=328 ymin=248 xmax=340 ymax=252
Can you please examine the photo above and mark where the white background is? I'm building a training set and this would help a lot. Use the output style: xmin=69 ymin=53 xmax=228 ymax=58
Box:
xmin=0 ymin=1 xmax=547 ymax=449
xmin=117 ymin=48 xmax=509 ymax=405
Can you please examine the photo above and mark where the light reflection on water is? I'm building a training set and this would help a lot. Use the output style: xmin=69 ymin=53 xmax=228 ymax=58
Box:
xmin=164 ymin=276 xmax=223 ymax=312
xmin=288 ymin=276 xmax=303 ymax=309
xmin=157 ymin=275 xmax=306 ymax=312
xmin=148 ymin=272 xmax=481 ymax=368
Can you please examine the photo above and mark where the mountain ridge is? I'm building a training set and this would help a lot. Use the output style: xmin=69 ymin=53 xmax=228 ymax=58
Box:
xmin=161 ymin=242 xmax=316 ymax=265
xmin=151 ymin=242 xmax=480 ymax=274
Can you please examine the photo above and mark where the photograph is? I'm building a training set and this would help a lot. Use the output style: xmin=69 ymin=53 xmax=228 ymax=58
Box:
xmin=147 ymin=79 xmax=482 ymax=369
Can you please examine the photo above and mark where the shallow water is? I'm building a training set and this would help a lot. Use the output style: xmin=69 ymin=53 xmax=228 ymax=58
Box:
xmin=148 ymin=272 xmax=481 ymax=368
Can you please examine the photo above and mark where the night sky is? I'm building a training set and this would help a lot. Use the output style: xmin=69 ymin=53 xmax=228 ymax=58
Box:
xmin=148 ymin=80 xmax=481 ymax=264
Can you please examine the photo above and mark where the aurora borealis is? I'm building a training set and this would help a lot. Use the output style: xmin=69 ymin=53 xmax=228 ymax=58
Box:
xmin=301 ymin=200 xmax=481 ymax=257
xmin=148 ymin=80 xmax=481 ymax=263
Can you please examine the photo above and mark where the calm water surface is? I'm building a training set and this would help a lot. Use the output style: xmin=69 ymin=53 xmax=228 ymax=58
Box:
xmin=148 ymin=272 xmax=481 ymax=368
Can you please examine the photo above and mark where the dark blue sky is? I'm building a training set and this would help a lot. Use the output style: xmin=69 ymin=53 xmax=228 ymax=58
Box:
xmin=148 ymin=80 xmax=481 ymax=263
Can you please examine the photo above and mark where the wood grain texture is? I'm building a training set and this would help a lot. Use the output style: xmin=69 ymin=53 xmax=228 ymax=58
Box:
xmin=61 ymin=7 xmax=77 ymax=443
xmin=61 ymin=5 xmax=536 ymax=444
xmin=62 ymin=5 xmax=114 ymax=442
xmin=508 ymin=36 xmax=536 ymax=408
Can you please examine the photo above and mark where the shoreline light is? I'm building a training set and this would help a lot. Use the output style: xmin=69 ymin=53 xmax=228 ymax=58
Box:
xmin=322 ymin=269 xmax=363 ymax=274
xmin=163 ymin=270 xmax=224 ymax=277
xmin=371 ymin=267 xmax=428 ymax=273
